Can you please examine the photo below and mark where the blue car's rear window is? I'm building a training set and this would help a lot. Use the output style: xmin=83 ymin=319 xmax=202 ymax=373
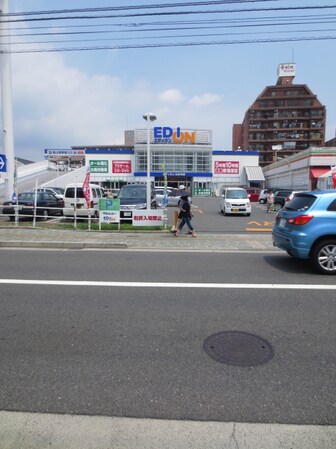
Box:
xmin=284 ymin=194 xmax=316 ymax=211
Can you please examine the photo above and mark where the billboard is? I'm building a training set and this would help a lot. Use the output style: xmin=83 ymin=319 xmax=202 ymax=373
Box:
xmin=112 ymin=160 xmax=132 ymax=173
xmin=214 ymin=161 xmax=239 ymax=175
xmin=278 ymin=63 xmax=296 ymax=77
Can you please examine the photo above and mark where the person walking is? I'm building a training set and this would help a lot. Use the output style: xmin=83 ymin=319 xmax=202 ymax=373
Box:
xmin=175 ymin=195 xmax=196 ymax=237
xmin=266 ymin=189 xmax=275 ymax=212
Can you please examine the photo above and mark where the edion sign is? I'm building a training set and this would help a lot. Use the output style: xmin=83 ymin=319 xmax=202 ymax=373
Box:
xmin=154 ymin=127 xmax=195 ymax=144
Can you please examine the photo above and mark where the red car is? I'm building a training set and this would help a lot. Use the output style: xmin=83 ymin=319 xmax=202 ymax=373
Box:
xmin=245 ymin=188 xmax=261 ymax=202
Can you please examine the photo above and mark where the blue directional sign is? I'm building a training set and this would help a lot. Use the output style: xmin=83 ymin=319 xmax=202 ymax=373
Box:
xmin=0 ymin=154 xmax=7 ymax=172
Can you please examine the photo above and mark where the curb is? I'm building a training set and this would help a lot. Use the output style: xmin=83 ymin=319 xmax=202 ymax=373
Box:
xmin=0 ymin=241 xmax=128 ymax=249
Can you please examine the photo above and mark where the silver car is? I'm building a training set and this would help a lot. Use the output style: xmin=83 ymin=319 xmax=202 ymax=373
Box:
xmin=155 ymin=188 xmax=191 ymax=207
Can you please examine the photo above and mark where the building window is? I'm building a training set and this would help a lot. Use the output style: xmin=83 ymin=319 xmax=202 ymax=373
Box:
xmin=135 ymin=147 xmax=211 ymax=173
xmin=135 ymin=151 xmax=146 ymax=172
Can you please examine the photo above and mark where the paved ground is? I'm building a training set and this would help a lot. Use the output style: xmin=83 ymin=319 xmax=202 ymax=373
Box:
xmin=0 ymin=226 xmax=276 ymax=251
xmin=1 ymin=225 xmax=335 ymax=449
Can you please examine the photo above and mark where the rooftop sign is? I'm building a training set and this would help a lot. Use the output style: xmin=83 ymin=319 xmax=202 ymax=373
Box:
xmin=134 ymin=128 xmax=212 ymax=145
xmin=154 ymin=127 xmax=195 ymax=144
xmin=278 ymin=63 xmax=296 ymax=77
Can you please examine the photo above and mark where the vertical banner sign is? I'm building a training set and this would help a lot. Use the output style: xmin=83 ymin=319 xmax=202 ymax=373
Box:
xmin=82 ymin=165 xmax=91 ymax=208
xmin=12 ymin=159 xmax=18 ymax=202
xmin=331 ymin=165 xmax=336 ymax=188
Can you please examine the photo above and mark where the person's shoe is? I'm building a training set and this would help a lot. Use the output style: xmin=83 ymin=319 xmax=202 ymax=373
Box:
xmin=191 ymin=233 xmax=197 ymax=237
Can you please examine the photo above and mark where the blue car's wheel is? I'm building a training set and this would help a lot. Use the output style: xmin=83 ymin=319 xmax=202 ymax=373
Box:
xmin=311 ymin=240 xmax=336 ymax=274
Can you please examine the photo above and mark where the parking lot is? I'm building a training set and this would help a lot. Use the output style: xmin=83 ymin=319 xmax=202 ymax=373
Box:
xmin=0 ymin=195 xmax=275 ymax=234
xmin=171 ymin=195 xmax=276 ymax=233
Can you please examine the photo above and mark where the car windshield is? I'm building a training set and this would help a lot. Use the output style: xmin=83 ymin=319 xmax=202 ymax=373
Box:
xmin=226 ymin=190 xmax=248 ymax=199
xmin=18 ymin=193 xmax=40 ymax=201
xmin=118 ymin=186 xmax=146 ymax=200
xmin=284 ymin=194 xmax=316 ymax=211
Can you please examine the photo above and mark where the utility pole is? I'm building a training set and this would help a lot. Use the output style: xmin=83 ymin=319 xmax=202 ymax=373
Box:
xmin=0 ymin=0 xmax=15 ymax=200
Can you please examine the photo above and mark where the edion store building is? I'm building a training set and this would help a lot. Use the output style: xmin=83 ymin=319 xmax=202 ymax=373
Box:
xmin=45 ymin=126 xmax=265 ymax=194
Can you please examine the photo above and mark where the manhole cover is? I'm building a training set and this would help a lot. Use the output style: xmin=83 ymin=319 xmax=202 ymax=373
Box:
xmin=203 ymin=331 xmax=274 ymax=366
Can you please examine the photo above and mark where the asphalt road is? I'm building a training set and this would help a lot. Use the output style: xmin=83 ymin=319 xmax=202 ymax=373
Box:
xmin=168 ymin=196 xmax=275 ymax=233
xmin=0 ymin=249 xmax=335 ymax=426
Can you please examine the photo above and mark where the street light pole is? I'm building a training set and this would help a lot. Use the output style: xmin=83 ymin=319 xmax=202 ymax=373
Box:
xmin=0 ymin=0 xmax=15 ymax=200
xmin=143 ymin=112 xmax=157 ymax=210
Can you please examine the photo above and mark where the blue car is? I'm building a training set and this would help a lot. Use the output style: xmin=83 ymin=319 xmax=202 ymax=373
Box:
xmin=272 ymin=190 xmax=336 ymax=274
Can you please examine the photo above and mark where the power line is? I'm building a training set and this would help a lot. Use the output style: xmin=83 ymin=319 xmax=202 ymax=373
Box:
xmin=1 ymin=4 xmax=336 ymax=24
xmin=4 ymin=13 xmax=336 ymax=36
xmin=1 ymin=1 xmax=335 ymax=54
xmin=3 ymin=1 xmax=282 ymax=17
xmin=4 ymin=35 xmax=336 ymax=54
xmin=7 ymin=28 xmax=336 ymax=47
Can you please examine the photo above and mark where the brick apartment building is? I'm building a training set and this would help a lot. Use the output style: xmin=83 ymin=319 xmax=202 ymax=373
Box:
xmin=232 ymin=63 xmax=326 ymax=167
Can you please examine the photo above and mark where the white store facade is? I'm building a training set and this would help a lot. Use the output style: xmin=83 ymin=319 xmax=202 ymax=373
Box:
xmin=45 ymin=127 xmax=265 ymax=194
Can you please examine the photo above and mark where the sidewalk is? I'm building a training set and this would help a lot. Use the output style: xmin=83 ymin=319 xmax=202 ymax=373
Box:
xmin=0 ymin=226 xmax=277 ymax=251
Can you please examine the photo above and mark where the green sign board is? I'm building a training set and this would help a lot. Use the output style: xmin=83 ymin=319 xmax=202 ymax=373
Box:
xmin=90 ymin=160 xmax=108 ymax=173
xmin=99 ymin=198 xmax=120 ymax=211
xmin=194 ymin=188 xmax=212 ymax=196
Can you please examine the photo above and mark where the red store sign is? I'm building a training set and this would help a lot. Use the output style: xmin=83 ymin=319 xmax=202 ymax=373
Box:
xmin=112 ymin=160 xmax=132 ymax=174
xmin=214 ymin=161 xmax=239 ymax=175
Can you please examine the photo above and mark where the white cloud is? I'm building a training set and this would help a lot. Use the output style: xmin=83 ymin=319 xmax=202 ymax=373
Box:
xmin=10 ymin=51 xmax=134 ymax=158
xmin=189 ymin=93 xmax=222 ymax=106
xmin=8 ymin=50 xmax=231 ymax=161
xmin=158 ymin=89 xmax=185 ymax=104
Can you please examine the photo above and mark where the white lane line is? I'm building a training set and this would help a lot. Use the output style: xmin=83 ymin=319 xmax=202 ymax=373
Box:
xmin=0 ymin=279 xmax=336 ymax=290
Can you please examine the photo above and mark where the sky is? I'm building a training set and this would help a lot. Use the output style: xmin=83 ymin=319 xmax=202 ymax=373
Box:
xmin=1 ymin=0 xmax=336 ymax=161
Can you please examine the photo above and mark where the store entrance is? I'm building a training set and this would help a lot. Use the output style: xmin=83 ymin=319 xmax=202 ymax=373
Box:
xmin=155 ymin=176 xmax=192 ymax=191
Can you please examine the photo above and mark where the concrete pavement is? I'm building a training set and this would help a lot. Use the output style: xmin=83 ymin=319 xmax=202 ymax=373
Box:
xmin=0 ymin=226 xmax=277 ymax=251
xmin=1 ymin=411 xmax=336 ymax=449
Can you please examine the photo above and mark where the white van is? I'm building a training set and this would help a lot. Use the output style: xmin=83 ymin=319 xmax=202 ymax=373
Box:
xmin=63 ymin=183 xmax=105 ymax=218
xmin=220 ymin=187 xmax=251 ymax=216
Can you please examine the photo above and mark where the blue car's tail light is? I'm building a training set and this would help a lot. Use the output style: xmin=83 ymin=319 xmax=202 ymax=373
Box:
xmin=287 ymin=215 xmax=314 ymax=225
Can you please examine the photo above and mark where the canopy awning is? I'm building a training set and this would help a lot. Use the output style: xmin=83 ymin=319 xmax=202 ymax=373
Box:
xmin=244 ymin=166 xmax=265 ymax=182
xmin=310 ymin=167 xmax=330 ymax=178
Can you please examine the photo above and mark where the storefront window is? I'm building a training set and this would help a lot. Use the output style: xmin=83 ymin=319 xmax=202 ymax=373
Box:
xmin=135 ymin=147 xmax=211 ymax=173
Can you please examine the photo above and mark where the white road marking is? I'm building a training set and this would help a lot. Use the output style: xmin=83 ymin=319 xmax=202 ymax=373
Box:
xmin=0 ymin=279 xmax=336 ymax=290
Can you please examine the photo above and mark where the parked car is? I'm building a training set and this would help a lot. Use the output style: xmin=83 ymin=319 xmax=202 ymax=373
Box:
xmin=118 ymin=184 xmax=157 ymax=221
xmin=104 ymin=188 xmax=120 ymax=198
xmin=272 ymin=190 xmax=336 ymax=274
xmin=33 ymin=186 xmax=65 ymax=199
xmin=286 ymin=190 xmax=306 ymax=202
xmin=110 ymin=188 xmax=120 ymax=198
xmin=245 ymin=187 xmax=261 ymax=202
xmin=258 ymin=189 xmax=269 ymax=204
xmin=154 ymin=187 xmax=192 ymax=207
xmin=220 ymin=187 xmax=251 ymax=216
xmin=273 ymin=189 xmax=295 ymax=211
xmin=63 ymin=183 xmax=106 ymax=219
xmin=2 ymin=191 xmax=64 ymax=221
